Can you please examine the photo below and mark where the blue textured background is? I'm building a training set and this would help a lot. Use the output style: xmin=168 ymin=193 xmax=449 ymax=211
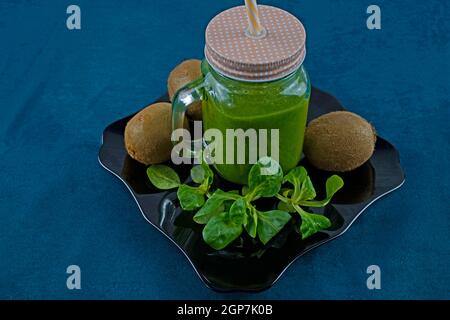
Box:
xmin=0 ymin=0 xmax=449 ymax=299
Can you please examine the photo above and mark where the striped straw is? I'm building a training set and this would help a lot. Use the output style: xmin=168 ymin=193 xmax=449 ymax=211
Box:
xmin=244 ymin=0 xmax=265 ymax=37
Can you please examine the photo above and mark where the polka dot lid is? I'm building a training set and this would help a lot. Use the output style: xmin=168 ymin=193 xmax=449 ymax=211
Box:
xmin=205 ymin=5 xmax=306 ymax=82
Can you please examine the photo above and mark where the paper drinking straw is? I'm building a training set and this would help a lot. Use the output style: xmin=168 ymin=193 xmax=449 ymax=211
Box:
xmin=244 ymin=0 xmax=264 ymax=37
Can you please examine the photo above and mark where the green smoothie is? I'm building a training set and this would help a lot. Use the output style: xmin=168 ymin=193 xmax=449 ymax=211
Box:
xmin=202 ymin=62 xmax=310 ymax=184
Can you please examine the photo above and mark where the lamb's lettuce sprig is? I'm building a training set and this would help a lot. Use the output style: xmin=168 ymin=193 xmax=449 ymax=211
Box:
xmin=147 ymin=157 xmax=343 ymax=250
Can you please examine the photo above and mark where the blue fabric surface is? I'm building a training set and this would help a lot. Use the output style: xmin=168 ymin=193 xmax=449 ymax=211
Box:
xmin=0 ymin=0 xmax=449 ymax=299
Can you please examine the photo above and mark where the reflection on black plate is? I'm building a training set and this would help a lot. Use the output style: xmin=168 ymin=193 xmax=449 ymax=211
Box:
xmin=98 ymin=87 xmax=405 ymax=292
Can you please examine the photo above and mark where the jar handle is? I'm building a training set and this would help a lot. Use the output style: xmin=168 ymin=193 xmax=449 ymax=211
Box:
xmin=171 ymin=77 xmax=205 ymax=162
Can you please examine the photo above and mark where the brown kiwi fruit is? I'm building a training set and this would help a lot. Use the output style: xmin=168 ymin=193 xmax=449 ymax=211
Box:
xmin=124 ymin=102 xmax=178 ymax=165
xmin=167 ymin=59 xmax=203 ymax=120
xmin=304 ymin=111 xmax=377 ymax=172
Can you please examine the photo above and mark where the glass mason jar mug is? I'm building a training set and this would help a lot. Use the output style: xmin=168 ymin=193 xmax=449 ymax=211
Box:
xmin=172 ymin=5 xmax=310 ymax=185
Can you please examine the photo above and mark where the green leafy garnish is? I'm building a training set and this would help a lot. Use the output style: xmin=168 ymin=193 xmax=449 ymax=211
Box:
xmin=295 ymin=205 xmax=332 ymax=239
xmin=193 ymin=190 xmax=239 ymax=224
xmin=202 ymin=212 xmax=243 ymax=250
xmin=199 ymin=158 xmax=291 ymax=248
xmin=146 ymin=157 xmax=343 ymax=250
xmin=177 ymin=154 xmax=215 ymax=211
xmin=190 ymin=165 xmax=206 ymax=184
xmin=247 ymin=157 xmax=283 ymax=199
xmin=177 ymin=185 xmax=206 ymax=210
xmin=256 ymin=209 xmax=292 ymax=244
xmin=197 ymin=159 xmax=214 ymax=187
xmin=277 ymin=200 xmax=295 ymax=213
xmin=244 ymin=207 xmax=258 ymax=238
xmin=147 ymin=165 xmax=180 ymax=190
xmin=279 ymin=167 xmax=344 ymax=239
xmin=228 ymin=198 xmax=247 ymax=225
xmin=283 ymin=166 xmax=316 ymax=201
xmin=298 ymin=175 xmax=344 ymax=208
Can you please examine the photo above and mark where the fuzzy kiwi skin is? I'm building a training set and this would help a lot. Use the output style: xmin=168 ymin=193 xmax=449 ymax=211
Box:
xmin=124 ymin=102 xmax=174 ymax=165
xmin=167 ymin=59 xmax=203 ymax=120
xmin=304 ymin=111 xmax=377 ymax=172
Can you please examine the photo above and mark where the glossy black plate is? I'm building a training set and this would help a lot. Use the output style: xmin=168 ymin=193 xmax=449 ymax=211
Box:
xmin=98 ymin=87 xmax=405 ymax=292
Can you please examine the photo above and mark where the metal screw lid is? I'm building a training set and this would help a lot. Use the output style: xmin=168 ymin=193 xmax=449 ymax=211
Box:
xmin=205 ymin=5 xmax=306 ymax=82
